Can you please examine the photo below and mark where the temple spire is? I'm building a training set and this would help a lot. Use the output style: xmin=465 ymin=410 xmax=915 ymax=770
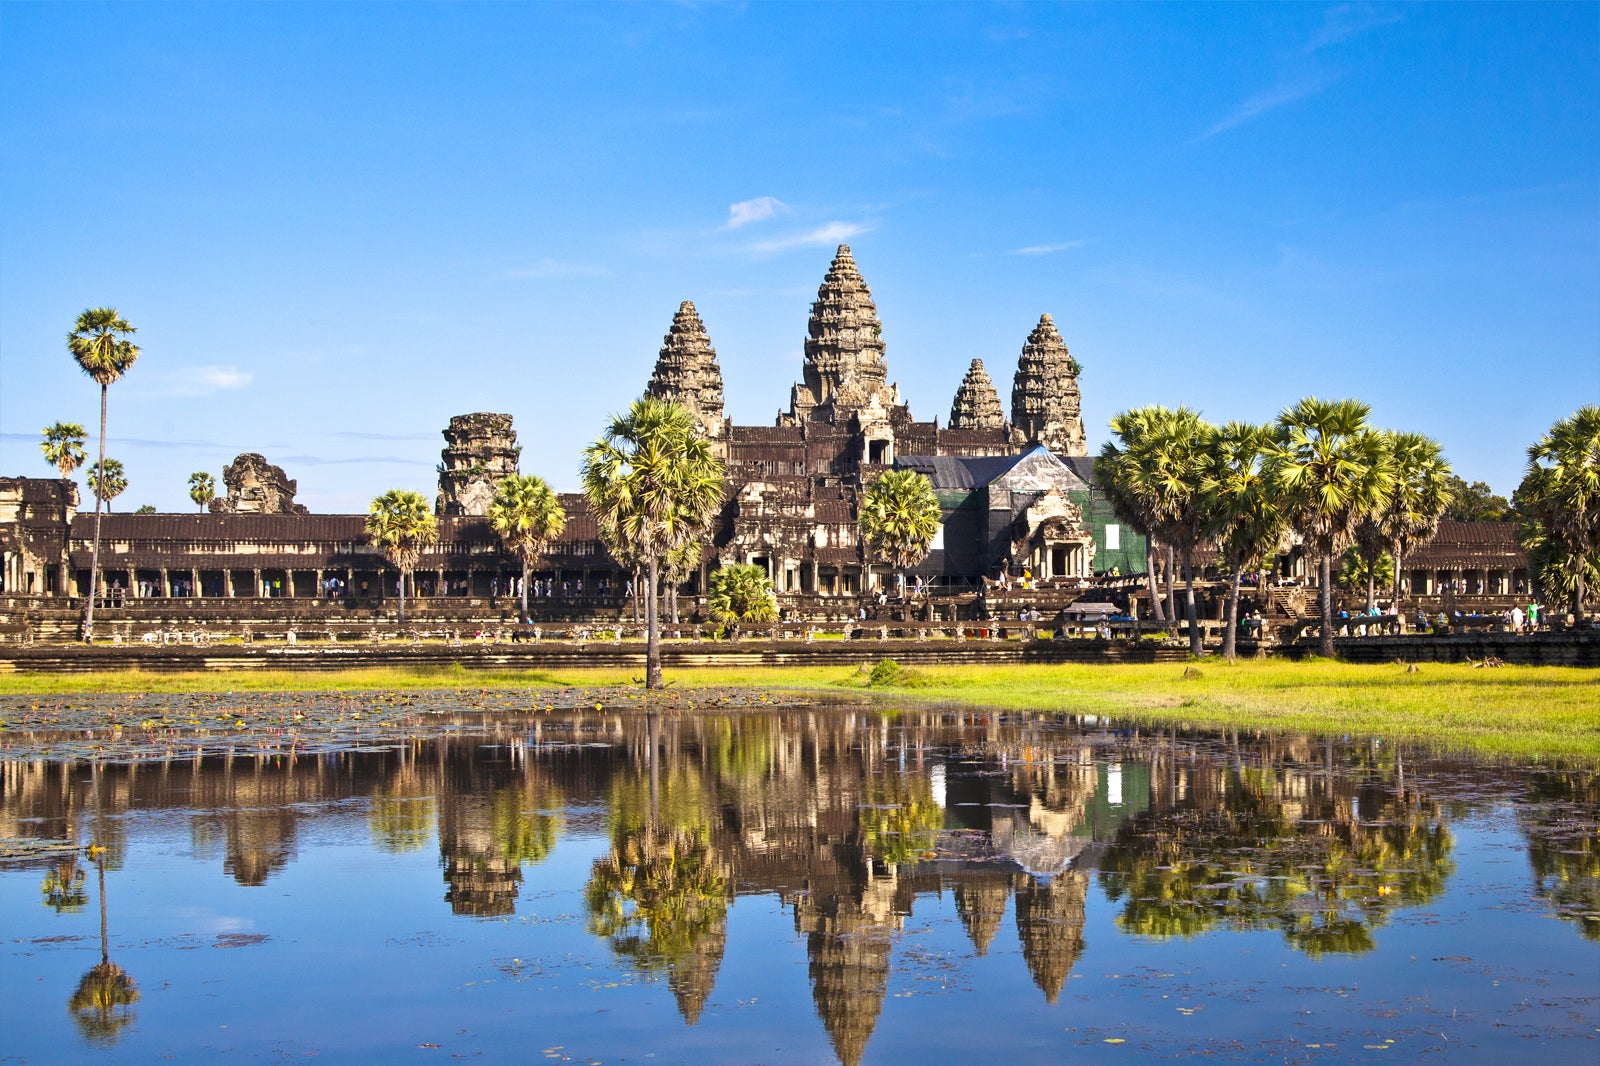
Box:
xmin=948 ymin=358 xmax=1006 ymax=431
xmin=784 ymin=245 xmax=903 ymax=426
xmin=1009 ymin=313 xmax=1086 ymax=456
xmin=646 ymin=300 xmax=727 ymax=439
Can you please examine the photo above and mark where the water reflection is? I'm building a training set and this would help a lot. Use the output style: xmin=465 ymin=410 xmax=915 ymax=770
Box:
xmin=1521 ymin=769 xmax=1600 ymax=941
xmin=3 ymin=708 xmax=1596 ymax=1063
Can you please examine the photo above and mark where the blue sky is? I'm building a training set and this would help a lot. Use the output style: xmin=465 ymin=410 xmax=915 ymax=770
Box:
xmin=2 ymin=2 xmax=1596 ymax=513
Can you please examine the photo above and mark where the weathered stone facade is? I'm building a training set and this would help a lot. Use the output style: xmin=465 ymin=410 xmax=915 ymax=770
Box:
xmin=208 ymin=454 xmax=308 ymax=516
xmin=436 ymin=413 xmax=521 ymax=516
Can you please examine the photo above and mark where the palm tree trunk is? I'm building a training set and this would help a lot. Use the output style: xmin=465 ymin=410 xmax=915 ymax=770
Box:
xmin=645 ymin=554 xmax=662 ymax=689
xmin=1391 ymin=538 xmax=1405 ymax=606
xmin=1319 ymin=553 xmax=1336 ymax=658
xmin=1164 ymin=544 xmax=1177 ymax=630
xmin=1223 ymin=568 xmax=1242 ymax=662
xmin=520 ymin=558 xmax=530 ymax=621
xmin=1366 ymin=569 xmax=1376 ymax=612
xmin=1144 ymin=541 xmax=1165 ymax=622
xmin=1576 ymin=569 xmax=1588 ymax=625
xmin=1182 ymin=543 xmax=1201 ymax=655
xmin=398 ymin=568 xmax=407 ymax=624
xmin=83 ymin=384 xmax=108 ymax=642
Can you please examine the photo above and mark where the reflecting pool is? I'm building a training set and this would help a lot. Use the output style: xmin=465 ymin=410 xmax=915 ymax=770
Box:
xmin=3 ymin=701 xmax=1597 ymax=1063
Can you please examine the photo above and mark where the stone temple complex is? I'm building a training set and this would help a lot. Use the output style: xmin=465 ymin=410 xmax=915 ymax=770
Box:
xmin=0 ymin=244 xmax=1534 ymax=634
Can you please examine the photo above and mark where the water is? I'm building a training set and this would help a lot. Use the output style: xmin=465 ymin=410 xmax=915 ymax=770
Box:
xmin=2 ymin=704 xmax=1596 ymax=1063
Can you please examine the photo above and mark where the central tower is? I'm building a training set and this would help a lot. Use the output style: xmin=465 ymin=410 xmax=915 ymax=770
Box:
xmin=783 ymin=245 xmax=907 ymax=428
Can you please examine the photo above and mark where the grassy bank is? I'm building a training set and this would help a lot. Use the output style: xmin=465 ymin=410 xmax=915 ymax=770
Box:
xmin=1 ymin=659 xmax=1595 ymax=760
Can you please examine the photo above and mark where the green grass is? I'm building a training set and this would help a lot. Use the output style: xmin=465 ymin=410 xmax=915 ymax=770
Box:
xmin=2 ymin=659 xmax=1595 ymax=760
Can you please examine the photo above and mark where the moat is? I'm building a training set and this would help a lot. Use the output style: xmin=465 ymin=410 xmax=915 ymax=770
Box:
xmin=3 ymin=699 xmax=1596 ymax=1064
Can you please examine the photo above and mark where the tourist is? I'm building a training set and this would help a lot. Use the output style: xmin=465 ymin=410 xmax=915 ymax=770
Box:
xmin=1511 ymin=604 xmax=1525 ymax=633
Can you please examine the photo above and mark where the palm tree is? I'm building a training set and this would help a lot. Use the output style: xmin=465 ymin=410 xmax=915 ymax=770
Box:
xmin=582 ymin=397 xmax=725 ymax=689
xmin=365 ymin=489 xmax=439 ymax=625
xmin=1102 ymin=406 xmax=1214 ymax=653
xmin=1374 ymin=432 xmax=1453 ymax=607
xmin=706 ymin=562 xmax=778 ymax=640
xmin=857 ymin=468 xmax=941 ymax=607
xmin=86 ymin=459 xmax=127 ymax=511
xmin=41 ymin=422 xmax=88 ymax=594
xmin=68 ymin=308 xmax=139 ymax=641
xmin=41 ymin=422 xmax=88 ymax=479
xmin=1518 ymin=406 xmax=1600 ymax=622
xmin=1096 ymin=424 xmax=1165 ymax=623
xmin=1200 ymin=422 xmax=1290 ymax=662
xmin=1268 ymin=398 xmax=1393 ymax=658
xmin=188 ymin=471 xmax=217 ymax=513
xmin=486 ymin=473 xmax=567 ymax=621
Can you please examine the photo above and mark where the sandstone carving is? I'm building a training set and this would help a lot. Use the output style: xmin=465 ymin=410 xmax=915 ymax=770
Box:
xmin=647 ymin=301 xmax=728 ymax=440
xmin=436 ymin=413 xmax=520 ymax=516
xmin=209 ymin=454 xmax=308 ymax=515
xmin=949 ymin=359 xmax=1006 ymax=431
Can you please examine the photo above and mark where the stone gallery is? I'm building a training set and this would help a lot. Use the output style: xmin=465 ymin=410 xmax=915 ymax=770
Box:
xmin=0 ymin=245 xmax=1142 ymax=618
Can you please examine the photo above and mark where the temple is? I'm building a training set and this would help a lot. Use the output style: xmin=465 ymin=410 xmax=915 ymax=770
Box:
xmin=0 ymin=244 xmax=1534 ymax=633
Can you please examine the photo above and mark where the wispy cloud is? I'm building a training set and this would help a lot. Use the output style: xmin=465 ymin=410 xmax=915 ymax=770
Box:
xmin=332 ymin=430 xmax=438 ymax=443
xmin=722 ymin=196 xmax=788 ymax=230
xmin=1199 ymin=75 xmax=1329 ymax=140
xmin=503 ymin=259 xmax=607 ymax=280
xmin=1305 ymin=4 xmax=1403 ymax=53
xmin=1010 ymin=240 xmax=1088 ymax=256
xmin=131 ymin=365 xmax=254 ymax=398
xmin=278 ymin=453 xmax=430 ymax=467
xmin=750 ymin=221 xmax=872 ymax=253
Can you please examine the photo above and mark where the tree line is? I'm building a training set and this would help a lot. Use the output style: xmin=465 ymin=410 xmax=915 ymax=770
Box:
xmin=1095 ymin=399 xmax=1599 ymax=661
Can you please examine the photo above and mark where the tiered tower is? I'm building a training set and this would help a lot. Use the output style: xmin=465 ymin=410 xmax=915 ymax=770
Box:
xmin=435 ymin=413 xmax=520 ymax=516
xmin=948 ymin=358 xmax=1007 ymax=431
xmin=1010 ymin=313 xmax=1086 ymax=456
xmin=646 ymin=300 xmax=728 ymax=441
xmin=784 ymin=245 xmax=906 ymax=427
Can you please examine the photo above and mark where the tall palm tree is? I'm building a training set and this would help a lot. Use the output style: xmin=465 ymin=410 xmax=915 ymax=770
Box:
xmin=1097 ymin=425 xmax=1165 ymax=623
xmin=486 ymin=473 xmax=567 ymax=621
xmin=1373 ymin=432 xmax=1454 ymax=608
xmin=365 ymin=489 xmax=439 ymax=625
xmin=41 ymin=422 xmax=88 ymax=594
xmin=582 ymin=397 xmax=724 ymax=689
xmin=1102 ymin=406 xmax=1214 ymax=653
xmin=1268 ymin=398 xmax=1393 ymax=658
xmin=86 ymin=459 xmax=127 ymax=511
xmin=857 ymin=468 xmax=941 ymax=603
xmin=69 ymin=308 xmax=139 ymax=641
xmin=1200 ymin=422 xmax=1290 ymax=662
xmin=187 ymin=471 xmax=217 ymax=513
xmin=1519 ymin=406 xmax=1600 ymax=622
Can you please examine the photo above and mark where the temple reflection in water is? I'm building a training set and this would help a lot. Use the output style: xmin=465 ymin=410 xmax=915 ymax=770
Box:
xmin=4 ymin=708 xmax=1595 ymax=1065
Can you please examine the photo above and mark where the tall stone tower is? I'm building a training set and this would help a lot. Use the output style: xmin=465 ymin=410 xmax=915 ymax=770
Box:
xmin=436 ymin=413 xmax=520 ymax=516
xmin=784 ymin=245 xmax=907 ymax=427
xmin=646 ymin=300 xmax=728 ymax=441
xmin=1009 ymin=314 xmax=1086 ymax=456
xmin=948 ymin=358 xmax=1007 ymax=431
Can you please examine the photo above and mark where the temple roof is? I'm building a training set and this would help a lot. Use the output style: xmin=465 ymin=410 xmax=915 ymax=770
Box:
xmin=896 ymin=446 xmax=1087 ymax=493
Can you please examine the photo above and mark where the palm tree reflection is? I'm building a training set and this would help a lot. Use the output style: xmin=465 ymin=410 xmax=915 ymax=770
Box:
xmin=68 ymin=846 xmax=138 ymax=1045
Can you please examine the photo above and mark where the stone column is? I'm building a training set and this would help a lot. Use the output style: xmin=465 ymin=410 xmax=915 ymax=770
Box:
xmin=253 ymin=568 xmax=263 ymax=598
